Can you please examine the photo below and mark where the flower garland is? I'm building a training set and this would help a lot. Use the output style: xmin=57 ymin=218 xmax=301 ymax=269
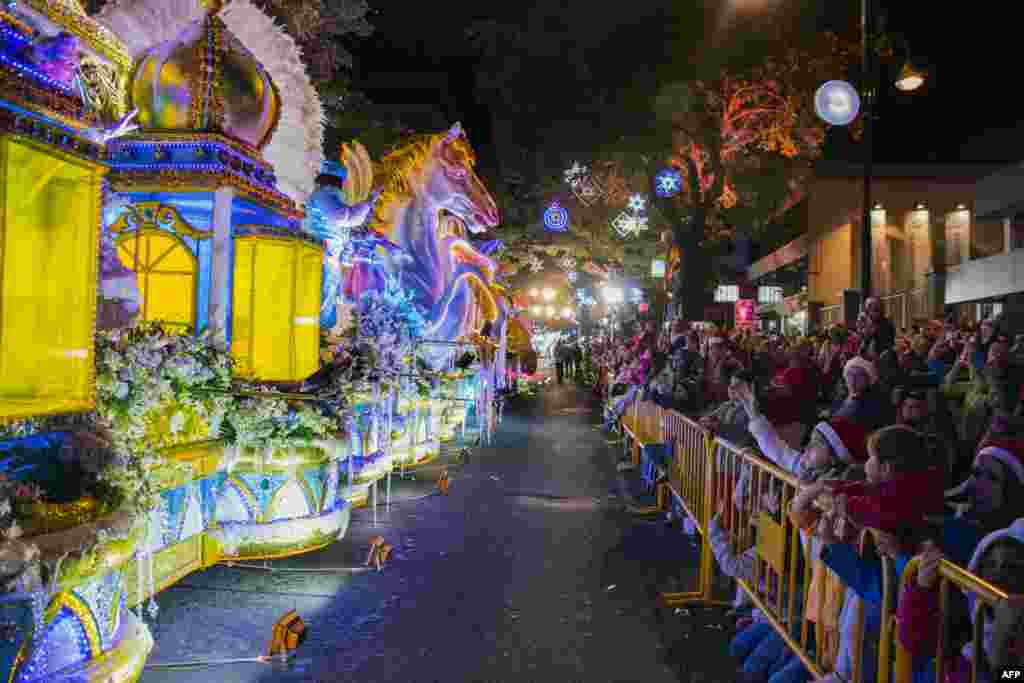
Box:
xmin=223 ymin=387 xmax=337 ymax=450
xmin=93 ymin=323 xmax=234 ymax=512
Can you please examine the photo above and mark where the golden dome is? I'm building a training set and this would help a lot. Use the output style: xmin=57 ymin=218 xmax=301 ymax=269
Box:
xmin=130 ymin=14 xmax=280 ymax=150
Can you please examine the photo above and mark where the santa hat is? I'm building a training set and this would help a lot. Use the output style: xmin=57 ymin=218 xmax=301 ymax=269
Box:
xmin=964 ymin=518 xmax=1024 ymax=641
xmin=844 ymin=356 xmax=879 ymax=385
xmin=813 ymin=417 xmax=868 ymax=463
xmin=976 ymin=440 xmax=1024 ymax=485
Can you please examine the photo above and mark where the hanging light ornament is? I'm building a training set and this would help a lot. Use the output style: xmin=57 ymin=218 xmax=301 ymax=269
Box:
xmin=564 ymin=161 xmax=588 ymax=186
xmin=563 ymin=160 xmax=605 ymax=206
xmin=543 ymin=200 xmax=569 ymax=232
xmin=612 ymin=211 xmax=649 ymax=238
xmin=655 ymin=168 xmax=682 ymax=197
xmin=558 ymin=254 xmax=577 ymax=282
xmin=526 ymin=252 xmax=544 ymax=273
xmin=627 ymin=193 xmax=647 ymax=213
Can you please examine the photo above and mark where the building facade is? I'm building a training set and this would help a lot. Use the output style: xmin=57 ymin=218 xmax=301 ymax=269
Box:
xmin=749 ymin=162 xmax=1005 ymax=333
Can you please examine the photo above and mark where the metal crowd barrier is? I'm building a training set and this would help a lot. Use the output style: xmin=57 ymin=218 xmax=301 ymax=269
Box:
xmin=647 ymin=402 xmax=1015 ymax=683
xmin=890 ymin=557 xmax=1010 ymax=683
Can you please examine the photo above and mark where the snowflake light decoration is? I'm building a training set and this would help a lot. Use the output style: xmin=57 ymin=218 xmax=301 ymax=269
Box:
xmin=527 ymin=253 xmax=544 ymax=273
xmin=612 ymin=211 xmax=648 ymax=238
xmin=543 ymin=200 xmax=569 ymax=232
xmin=558 ymin=254 xmax=575 ymax=272
xmin=627 ymin=193 xmax=647 ymax=213
xmin=655 ymin=168 xmax=682 ymax=197
xmin=564 ymin=161 xmax=588 ymax=187
xmin=564 ymin=160 xmax=605 ymax=206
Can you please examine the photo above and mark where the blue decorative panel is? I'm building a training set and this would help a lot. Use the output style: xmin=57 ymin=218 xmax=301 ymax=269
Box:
xmin=237 ymin=473 xmax=288 ymax=515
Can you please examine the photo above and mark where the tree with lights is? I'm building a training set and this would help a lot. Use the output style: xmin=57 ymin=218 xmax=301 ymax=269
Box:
xmin=604 ymin=26 xmax=857 ymax=319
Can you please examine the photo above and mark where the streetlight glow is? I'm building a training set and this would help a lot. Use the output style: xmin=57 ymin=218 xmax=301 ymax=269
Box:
xmin=530 ymin=305 xmax=541 ymax=315
xmin=814 ymin=80 xmax=860 ymax=126
xmin=601 ymin=286 xmax=623 ymax=305
xmin=541 ymin=287 xmax=556 ymax=301
xmin=561 ymin=307 xmax=573 ymax=318
xmin=545 ymin=306 xmax=555 ymax=317
xmin=529 ymin=288 xmax=539 ymax=297
xmin=895 ymin=62 xmax=925 ymax=91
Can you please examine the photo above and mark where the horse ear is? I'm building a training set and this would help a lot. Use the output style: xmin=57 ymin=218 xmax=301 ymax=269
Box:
xmin=445 ymin=122 xmax=463 ymax=142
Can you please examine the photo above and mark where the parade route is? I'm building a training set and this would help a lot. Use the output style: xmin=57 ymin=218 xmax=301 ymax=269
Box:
xmin=141 ymin=385 xmax=734 ymax=683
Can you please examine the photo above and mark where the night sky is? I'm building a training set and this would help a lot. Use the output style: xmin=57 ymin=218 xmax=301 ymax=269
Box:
xmin=349 ymin=1 xmax=1024 ymax=185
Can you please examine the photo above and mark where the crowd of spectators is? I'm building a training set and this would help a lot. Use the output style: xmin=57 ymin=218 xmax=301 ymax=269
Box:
xmin=592 ymin=297 xmax=1024 ymax=683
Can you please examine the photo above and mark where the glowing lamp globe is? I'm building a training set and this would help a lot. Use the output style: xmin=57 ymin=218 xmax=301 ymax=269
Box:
xmin=814 ymin=80 xmax=860 ymax=127
xmin=541 ymin=287 xmax=556 ymax=302
xmin=545 ymin=306 xmax=555 ymax=317
xmin=561 ymin=307 xmax=573 ymax=318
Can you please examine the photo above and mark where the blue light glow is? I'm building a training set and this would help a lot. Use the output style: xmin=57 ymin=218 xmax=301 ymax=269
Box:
xmin=543 ymin=201 xmax=568 ymax=232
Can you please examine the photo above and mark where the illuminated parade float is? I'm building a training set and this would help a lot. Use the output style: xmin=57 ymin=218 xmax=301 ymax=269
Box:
xmin=0 ymin=1 xmax=520 ymax=680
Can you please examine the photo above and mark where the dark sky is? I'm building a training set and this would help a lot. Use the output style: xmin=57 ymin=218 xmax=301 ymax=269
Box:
xmin=349 ymin=1 xmax=1024 ymax=180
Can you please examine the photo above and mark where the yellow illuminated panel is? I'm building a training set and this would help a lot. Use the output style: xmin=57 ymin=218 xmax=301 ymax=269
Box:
xmin=232 ymin=236 xmax=322 ymax=381
xmin=0 ymin=136 xmax=102 ymax=421
xmin=116 ymin=229 xmax=197 ymax=332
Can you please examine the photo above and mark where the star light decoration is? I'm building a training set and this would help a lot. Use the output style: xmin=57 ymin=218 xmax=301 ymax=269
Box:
xmin=612 ymin=193 xmax=650 ymax=239
xmin=526 ymin=253 xmax=544 ymax=273
xmin=558 ymin=254 xmax=577 ymax=282
xmin=655 ymin=168 xmax=682 ymax=197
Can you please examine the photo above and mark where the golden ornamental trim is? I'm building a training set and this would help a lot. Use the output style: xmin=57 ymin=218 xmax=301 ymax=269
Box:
xmin=109 ymin=201 xmax=213 ymax=240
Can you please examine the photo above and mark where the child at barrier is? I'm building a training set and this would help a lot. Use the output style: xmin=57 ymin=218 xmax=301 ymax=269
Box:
xmin=711 ymin=497 xmax=813 ymax=683
xmin=809 ymin=426 xmax=946 ymax=683
xmin=898 ymin=519 xmax=1024 ymax=683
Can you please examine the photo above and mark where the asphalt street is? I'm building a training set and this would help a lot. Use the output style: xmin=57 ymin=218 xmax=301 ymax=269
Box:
xmin=140 ymin=383 xmax=735 ymax=683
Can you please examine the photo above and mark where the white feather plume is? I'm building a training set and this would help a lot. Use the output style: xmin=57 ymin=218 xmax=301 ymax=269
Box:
xmin=93 ymin=0 xmax=324 ymax=205
xmin=219 ymin=0 xmax=324 ymax=204
xmin=94 ymin=0 xmax=207 ymax=57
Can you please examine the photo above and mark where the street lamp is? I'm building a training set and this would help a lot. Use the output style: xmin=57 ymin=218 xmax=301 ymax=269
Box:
xmin=894 ymin=61 xmax=925 ymax=92
xmin=814 ymin=1 xmax=926 ymax=300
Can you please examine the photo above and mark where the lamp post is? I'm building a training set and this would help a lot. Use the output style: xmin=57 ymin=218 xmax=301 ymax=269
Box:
xmin=814 ymin=2 xmax=925 ymax=302
xmin=860 ymin=0 xmax=876 ymax=299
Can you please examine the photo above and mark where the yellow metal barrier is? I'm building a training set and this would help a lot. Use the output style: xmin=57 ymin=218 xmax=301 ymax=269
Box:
xmin=649 ymin=404 xmax=1022 ymax=683
xmin=659 ymin=410 xmax=728 ymax=607
xmin=891 ymin=556 xmax=1010 ymax=683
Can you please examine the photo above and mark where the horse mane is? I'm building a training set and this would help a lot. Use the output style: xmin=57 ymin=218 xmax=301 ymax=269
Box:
xmin=368 ymin=130 xmax=478 ymax=235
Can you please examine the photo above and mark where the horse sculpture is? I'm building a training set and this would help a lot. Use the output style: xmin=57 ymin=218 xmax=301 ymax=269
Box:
xmin=356 ymin=123 xmax=501 ymax=366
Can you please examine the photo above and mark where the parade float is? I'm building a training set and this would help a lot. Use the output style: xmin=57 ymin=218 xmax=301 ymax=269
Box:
xmin=0 ymin=0 xmax=514 ymax=680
